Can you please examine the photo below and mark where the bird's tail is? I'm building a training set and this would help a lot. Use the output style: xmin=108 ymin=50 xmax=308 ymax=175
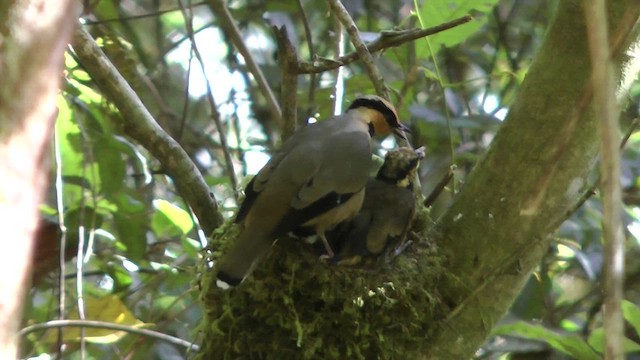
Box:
xmin=215 ymin=229 xmax=273 ymax=289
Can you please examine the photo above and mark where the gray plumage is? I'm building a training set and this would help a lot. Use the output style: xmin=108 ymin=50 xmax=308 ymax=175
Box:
xmin=330 ymin=147 xmax=425 ymax=266
xmin=216 ymin=96 xmax=406 ymax=288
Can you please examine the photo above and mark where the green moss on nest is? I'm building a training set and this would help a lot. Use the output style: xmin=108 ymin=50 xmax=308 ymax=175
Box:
xmin=196 ymin=204 xmax=447 ymax=359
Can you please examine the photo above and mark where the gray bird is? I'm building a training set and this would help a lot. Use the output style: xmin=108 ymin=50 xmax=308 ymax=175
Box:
xmin=329 ymin=146 xmax=425 ymax=266
xmin=216 ymin=96 xmax=408 ymax=288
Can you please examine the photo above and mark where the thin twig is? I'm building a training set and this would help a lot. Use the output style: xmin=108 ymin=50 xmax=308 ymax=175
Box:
xmin=424 ymin=166 xmax=455 ymax=208
xmin=327 ymin=0 xmax=416 ymax=150
xmin=584 ymin=0 xmax=624 ymax=358
xmin=326 ymin=0 xmax=389 ymax=99
xmin=19 ymin=320 xmax=199 ymax=351
xmin=75 ymin=109 xmax=103 ymax=359
xmin=207 ymin=0 xmax=282 ymax=126
xmin=297 ymin=16 xmax=472 ymax=74
xmin=53 ymin=120 xmax=67 ymax=357
xmin=177 ymin=48 xmax=194 ymax=143
xmin=333 ymin=19 xmax=346 ymax=115
xmin=81 ymin=2 xmax=208 ymax=25
xmin=178 ymin=0 xmax=239 ymax=202
xmin=560 ymin=118 xmax=639 ymax=221
xmin=413 ymin=1 xmax=455 ymax=193
xmin=161 ymin=21 xmax=214 ymax=59
xmin=395 ymin=13 xmax=419 ymax=112
xmin=296 ymin=0 xmax=317 ymax=125
xmin=72 ymin=26 xmax=224 ymax=236
xmin=620 ymin=118 xmax=639 ymax=149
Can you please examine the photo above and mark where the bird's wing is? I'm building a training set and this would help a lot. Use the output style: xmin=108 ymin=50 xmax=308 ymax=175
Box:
xmin=365 ymin=184 xmax=415 ymax=255
xmin=290 ymin=128 xmax=371 ymax=209
xmin=236 ymin=118 xmax=371 ymax=233
xmin=233 ymin=122 xmax=318 ymax=224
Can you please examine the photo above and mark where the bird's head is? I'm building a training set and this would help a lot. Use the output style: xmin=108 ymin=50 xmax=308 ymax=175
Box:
xmin=346 ymin=95 xmax=409 ymax=139
xmin=376 ymin=147 xmax=425 ymax=187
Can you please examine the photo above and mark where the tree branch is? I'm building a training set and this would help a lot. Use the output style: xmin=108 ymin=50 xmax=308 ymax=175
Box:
xmin=0 ymin=1 xmax=76 ymax=358
xmin=426 ymin=1 xmax=640 ymax=358
xmin=584 ymin=0 xmax=624 ymax=357
xmin=273 ymin=26 xmax=299 ymax=140
xmin=326 ymin=0 xmax=390 ymax=99
xmin=19 ymin=319 xmax=199 ymax=351
xmin=297 ymin=16 xmax=472 ymax=75
xmin=296 ymin=0 xmax=318 ymax=125
xmin=178 ymin=0 xmax=239 ymax=202
xmin=207 ymin=0 xmax=282 ymax=126
xmin=72 ymin=26 xmax=224 ymax=236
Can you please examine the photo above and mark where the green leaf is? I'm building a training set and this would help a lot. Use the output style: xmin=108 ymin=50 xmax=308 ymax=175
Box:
xmin=415 ymin=0 xmax=500 ymax=57
xmin=421 ymin=67 xmax=440 ymax=81
xmin=107 ymin=263 xmax=133 ymax=291
xmin=56 ymin=96 xmax=84 ymax=202
xmin=42 ymin=295 xmax=146 ymax=344
xmin=181 ymin=237 xmax=202 ymax=257
xmin=68 ymin=78 xmax=105 ymax=105
xmin=94 ymin=137 xmax=126 ymax=196
xmin=152 ymin=199 xmax=194 ymax=236
xmin=153 ymin=295 xmax=187 ymax=317
xmin=492 ymin=321 xmax=599 ymax=360
xmin=511 ymin=273 xmax=551 ymax=320
xmin=623 ymin=300 xmax=640 ymax=338
xmin=113 ymin=194 xmax=148 ymax=261
xmin=587 ymin=328 xmax=640 ymax=354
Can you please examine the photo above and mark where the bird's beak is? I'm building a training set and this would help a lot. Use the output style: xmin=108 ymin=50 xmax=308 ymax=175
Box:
xmin=393 ymin=123 xmax=411 ymax=140
xmin=414 ymin=146 xmax=426 ymax=159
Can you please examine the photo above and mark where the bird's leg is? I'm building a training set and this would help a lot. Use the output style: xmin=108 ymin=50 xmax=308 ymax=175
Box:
xmin=319 ymin=231 xmax=335 ymax=258
xmin=393 ymin=239 xmax=414 ymax=257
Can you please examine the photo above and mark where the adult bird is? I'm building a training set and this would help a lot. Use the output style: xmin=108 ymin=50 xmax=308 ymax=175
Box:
xmin=329 ymin=146 xmax=425 ymax=266
xmin=216 ymin=95 xmax=408 ymax=289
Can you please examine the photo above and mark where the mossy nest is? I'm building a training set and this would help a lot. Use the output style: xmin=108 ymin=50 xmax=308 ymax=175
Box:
xmin=196 ymin=206 xmax=448 ymax=359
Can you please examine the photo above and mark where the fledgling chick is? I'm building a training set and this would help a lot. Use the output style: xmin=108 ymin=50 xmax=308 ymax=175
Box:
xmin=329 ymin=146 xmax=425 ymax=266
xmin=216 ymin=96 xmax=409 ymax=289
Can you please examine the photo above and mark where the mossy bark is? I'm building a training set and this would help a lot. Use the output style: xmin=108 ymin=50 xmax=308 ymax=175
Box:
xmin=197 ymin=1 xmax=640 ymax=359
xmin=425 ymin=0 xmax=640 ymax=358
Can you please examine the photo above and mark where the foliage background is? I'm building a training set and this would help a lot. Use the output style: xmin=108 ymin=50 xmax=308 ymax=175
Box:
xmin=21 ymin=0 xmax=640 ymax=359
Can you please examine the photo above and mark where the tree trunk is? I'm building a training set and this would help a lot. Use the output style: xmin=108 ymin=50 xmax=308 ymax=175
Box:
xmin=197 ymin=1 xmax=640 ymax=359
xmin=0 ymin=1 xmax=76 ymax=357
xmin=425 ymin=0 xmax=640 ymax=358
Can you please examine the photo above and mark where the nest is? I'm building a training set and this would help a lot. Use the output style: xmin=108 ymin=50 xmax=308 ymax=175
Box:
xmin=195 ymin=205 xmax=450 ymax=359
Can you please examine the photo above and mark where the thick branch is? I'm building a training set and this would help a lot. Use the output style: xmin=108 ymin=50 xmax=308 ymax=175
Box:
xmin=72 ymin=26 xmax=224 ymax=235
xmin=426 ymin=1 xmax=640 ymax=358
xmin=0 ymin=1 xmax=76 ymax=358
